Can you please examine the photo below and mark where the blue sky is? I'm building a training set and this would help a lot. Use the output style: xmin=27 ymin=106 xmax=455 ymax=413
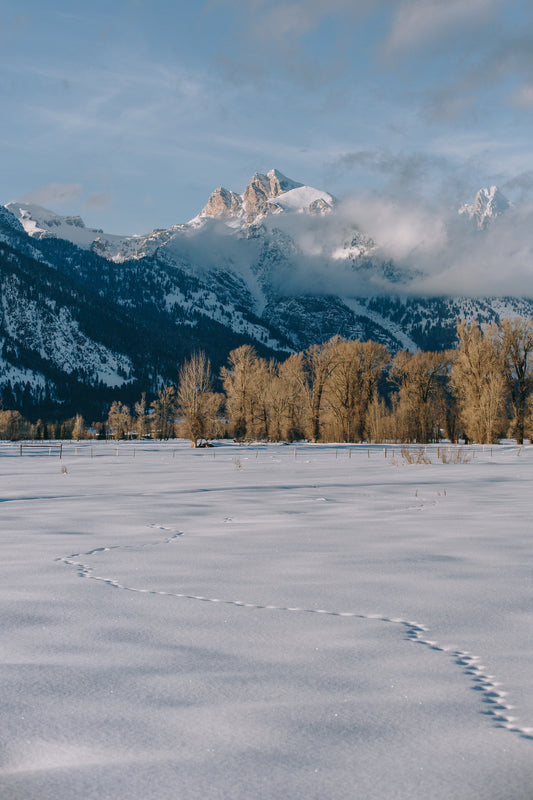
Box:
xmin=2 ymin=0 xmax=533 ymax=233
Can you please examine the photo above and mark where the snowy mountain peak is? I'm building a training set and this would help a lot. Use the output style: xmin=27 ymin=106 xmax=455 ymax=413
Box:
xmin=459 ymin=186 xmax=511 ymax=229
xmin=2 ymin=200 xmax=164 ymax=263
xmin=266 ymin=168 xmax=303 ymax=197
xmin=4 ymin=201 xmax=103 ymax=244
xmin=200 ymin=169 xmax=333 ymax=223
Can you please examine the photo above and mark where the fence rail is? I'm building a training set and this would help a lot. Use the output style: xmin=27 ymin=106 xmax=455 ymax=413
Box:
xmin=19 ymin=443 xmax=63 ymax=458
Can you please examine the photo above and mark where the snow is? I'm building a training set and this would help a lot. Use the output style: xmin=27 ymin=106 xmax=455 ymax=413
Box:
xmin=342 ymin=297 xmax=419 ymax=351
xmin=1 ymin=441 xmax=532 ymax=799
xmin=0 ymin=358 xmax=47 ymax=391
xmin=269 ymin=185 xmax=334 ymax=214
xmin=0 ymin=288 xmax=133 ymax=388
xmin=458 ymin=186 xmax=511 ymax=228
xmin=6 ymin=203 xmax=103 ymax=247
xmin=16 ymin=208 xmax=42 ymax=237
xmin=3 ymin=202 xmax=150 ymax=260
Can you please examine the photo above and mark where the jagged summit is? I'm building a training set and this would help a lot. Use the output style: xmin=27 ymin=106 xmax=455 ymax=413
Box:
xmin=459 ymin=186 xmax=511 ymax=229
xmin=265 ymin=168 xmax=303 ymax=196
xmin=199 ymin=169 xmax=333 ymax=223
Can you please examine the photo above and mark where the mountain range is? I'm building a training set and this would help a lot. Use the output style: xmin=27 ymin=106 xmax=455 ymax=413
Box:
xmin=2 ymin=169 xmax=532 ymax=419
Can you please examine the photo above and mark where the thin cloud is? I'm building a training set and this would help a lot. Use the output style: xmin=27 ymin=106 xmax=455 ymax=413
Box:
xmin=421 ymin=22 xmax=533 ymax=120
xmin=249 ymin=0 xmax=369 ymax=38
xmin=510 ymin=83 xmax=533 ymax=109
xmin=18 ymin=182 xmax=83 ymax=207
xmin=503 ymin=171 xmax=533 ymax=194
xmin=15 ymin=56 xmax=221 ymax=159
xmin=209 ymin=0 xmax=369 ymax=39
xmin=85 ymin=192 xmax=113 ymax=211
xmin=327 ymin=149 xmax=449 ymax=189
xmin=208 ymin=0 xmax=375 ymax=88
xmin=384 ymin=0 xmax=503 ymax=54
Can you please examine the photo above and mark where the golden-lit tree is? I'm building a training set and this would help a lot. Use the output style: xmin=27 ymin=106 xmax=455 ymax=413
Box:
xmin=277 ymin=353 xmax=307 ymax=441
xmin=389 ymin=349 xmax=450 ymax=442
xmin=451 ymin=321 xmax=507 ymax=443
xmin=0 ymin=410 xmax=28 ymax=440
xmin=365 ymin=395 xmax=393 ymax=443
xmin=177 ymin=352 xmax=223 ymax=446
xmin=498 ymin=318 xmax=533 ymax=444
xmin=134 ymin=393 xmax=149 ymax=438
xmin=150 ymin=386 xmax=177 ymax=440
xmin=220 ymin=345 xmax=259 ymax=440
xmin=302 ymin=338 xmax=341 ymax=442
xmin=106 ymin=401 xmax=132 ymax=440
xmin=72 ymin=413 xmax=86 ymax=441
xmin=324 ymin=339 xmax=390 ymax=442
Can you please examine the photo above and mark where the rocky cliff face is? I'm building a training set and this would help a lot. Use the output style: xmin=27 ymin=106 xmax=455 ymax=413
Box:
xmin=267 ymin=168 xmax=303 ymax=196
xmin=200 ymin=186 xmax=243 ymax=218
xmin=200 ymin=169 xmax=308 ymax=223
xmin=242 ymin=174 xmax=273 ymax=221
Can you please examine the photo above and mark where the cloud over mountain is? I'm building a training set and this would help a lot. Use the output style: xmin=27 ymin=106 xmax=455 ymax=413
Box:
xmin=18 ymin=182 xmax=83 ymax=207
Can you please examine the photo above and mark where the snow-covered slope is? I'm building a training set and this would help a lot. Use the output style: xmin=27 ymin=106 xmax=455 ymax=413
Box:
xmin=4 ymin=201 xmax=159 ymax=263
xmin=1 ymin=274 xmax=133 ymax=387
xmin=5 ymin=201 xmax=111 ymax=246
xmin=268 ymin=184 xmax=335 ymax=214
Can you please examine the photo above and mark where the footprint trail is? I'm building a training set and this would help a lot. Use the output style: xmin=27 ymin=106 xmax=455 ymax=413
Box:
xmin=56 ymin=525 xmax=533 ymax=744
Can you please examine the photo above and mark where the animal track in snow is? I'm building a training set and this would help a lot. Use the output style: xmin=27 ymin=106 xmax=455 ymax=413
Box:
xmin=56 ymin=525 xmax=533 ymax=744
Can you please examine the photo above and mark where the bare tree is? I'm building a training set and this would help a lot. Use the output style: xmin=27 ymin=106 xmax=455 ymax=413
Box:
xmin=220 ymin=345 xmax=259 ymax=440
xmin=302 ymin=338 xmax=341 ymax=442
xmin=134 ymin=393 xmax=149 ymax=438
xmin=451 ymin=321 xmax=507 ymax=443
xmin=72 ymin=413 xmax=86 ymax=441
xmin=177 ymin=352 xmax=223 ymax=446
xmin=277 ymin=353 xmax=307 ymax=441
xmin=365 ymin=395 xmax=393 ymax=443
xmin=0 ymin=410 xmax=27 ymax=440
xmin=325 ymin=339 xmax=390 ymax=442
xmin=389 ymin=349 xmax=450 ymax=442
xmin=498 ymin=318 xmax=533 ymax=444
xmin=106 ymin=401 xmax=132 ymax=440
xmin=150 ymin=386 xmax=177 ymax=440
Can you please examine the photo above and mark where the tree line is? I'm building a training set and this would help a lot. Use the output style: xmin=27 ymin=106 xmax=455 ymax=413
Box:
xmin=2 ymin=319 xmax=532 ymax=445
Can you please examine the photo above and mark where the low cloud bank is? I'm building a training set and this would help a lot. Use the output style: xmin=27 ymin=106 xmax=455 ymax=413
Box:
xmin=264 ymin=192 xmax=533 ymax=298
xmin=163 ymin=189 xmax=533 ymax=299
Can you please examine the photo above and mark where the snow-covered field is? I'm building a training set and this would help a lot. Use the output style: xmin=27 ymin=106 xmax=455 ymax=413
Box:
xmin=1 ymin=440 xmax=532 ymax=800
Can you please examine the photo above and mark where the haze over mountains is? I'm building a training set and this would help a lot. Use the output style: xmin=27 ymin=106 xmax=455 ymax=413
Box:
xmin=2 ymin=169 xmax=533 ymax=418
